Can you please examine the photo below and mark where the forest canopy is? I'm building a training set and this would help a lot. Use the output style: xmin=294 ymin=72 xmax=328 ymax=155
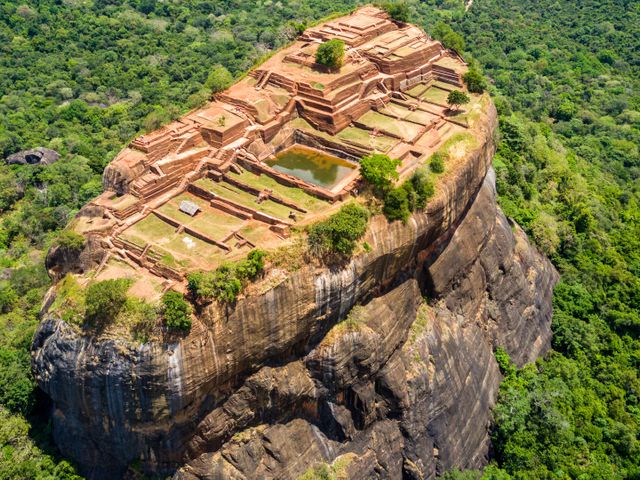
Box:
xmin=0 ymin=0 xmax=638 ymax=478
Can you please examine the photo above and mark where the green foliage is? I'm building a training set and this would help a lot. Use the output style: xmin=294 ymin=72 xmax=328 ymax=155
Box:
xmin=359 ymin=153 xmax=401 ymax=193
xmin=54 ymin=231 xmax=85 ymax=251
xmin=315 ymin=39 xmax=345 ymax=71
xmin=0 ymin=409 xmax=82 ymax=479
xmin=405 ymin=167 xmax=434 ymax=211
xmin=307 ymin=203 xmax=370 ymax=257
xmin=0 ymin=0 xmax=638 ymax=476
xmin=84 ymin=279 xmax=131 ymax=329
xmin=494 ymin=347 xmax=516 ymax=378
xmin=187 ymin=249 xmax=266 ymax=303
xmin=383 ymin=187 xmax=410 ymax=222
xmin=463 ymin=69 xmax=487 ymax=94
xmin=432 ymin=21 xmax=466 ymax=53
xmin=382 ymin=2 xmax=410 ymax=22
xmin=162 ymin=291 xmax=192 ymax=331
xmin=204 ymin=65 xmax=234 ymax=94
xmin=447 ymin=90 xmax=470 ymax=110
xmin=360 ymin=154 xmax=433 ymax=221
xmin=429 ymin=151 xmax=446 ymax=174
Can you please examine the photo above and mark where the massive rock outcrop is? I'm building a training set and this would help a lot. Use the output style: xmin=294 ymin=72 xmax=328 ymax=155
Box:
xmin=173 ymin=167 xmax=556 ymax=480
xmin=31 ymin=94 xmax=558 ymax=479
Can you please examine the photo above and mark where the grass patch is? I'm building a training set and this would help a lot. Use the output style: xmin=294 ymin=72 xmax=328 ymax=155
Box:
xmin=228 ymin=170 xmax=328 ymax=213
xmin=357 ymin=111 xmax=423 ymax=141
xmin=409 ymin=302 xmax=430 ymax=344
xmin=420 ymin=86 xmax=450 ymax=104
xmin=336 ymin=126 xmax=397 ymax=152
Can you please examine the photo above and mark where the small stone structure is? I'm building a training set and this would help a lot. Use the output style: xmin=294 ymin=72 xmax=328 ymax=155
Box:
xmin=179 ymin=200 xmax=200 ymax=217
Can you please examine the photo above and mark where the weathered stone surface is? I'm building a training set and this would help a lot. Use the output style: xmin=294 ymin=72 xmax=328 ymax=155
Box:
xmin=6 ymin=147 xmax=60 ymax=165
xmin=170 ymin=172 xmax=557 ymax=480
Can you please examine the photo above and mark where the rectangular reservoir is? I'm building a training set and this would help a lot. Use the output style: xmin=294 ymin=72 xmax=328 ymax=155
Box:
xmin=266 ymin=145 xmax=357 ymax=190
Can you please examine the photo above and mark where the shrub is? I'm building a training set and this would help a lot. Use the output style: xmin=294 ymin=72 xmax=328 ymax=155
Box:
xmin=315 ymin=39 xmax=345 ymax=71
xmin=308 ymin=203 xmax=370 ymax=257
xmin=85 ymin=279 xmax=131 ymax=328
xmin=406 ymin=167 xmax=434 ymax=210
xmin=235 ymin=249 xmax=266 ymax=280
xmin=447 ymin=90 xmax=470 ymax=111
xmin=380 ymin=167 xmax=435 ymax=221
xmin=359 ymin=153 xmax=401 ymax=193
xmin=463 ymin=69 xmax=487 ymax=94
xmin=187 ymin=249 xmax=266 ymax=303
xmin=162 ymin=291 xmax=192 ymax=331
xmin=383 ymin=187 xmax=410 ymax=222
xmin=55 ymin=230 xmax=85 ymax=251
xmin=430 ymin=151 xmax=446 ymax=173
xmin=382 ymin=2 xmax=410 ymax=22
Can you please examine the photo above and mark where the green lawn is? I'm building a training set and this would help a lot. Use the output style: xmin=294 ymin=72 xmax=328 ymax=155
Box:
xmin=227 ymin=170 xmax=328 ymax=213
xmin=195 ymin=177 xmax=293 ymax=220
xmin=357 ymin=111 xmax=423 ymax=142
xmin=337 ymin=126 xmax=398 ymax=152
xmin=421 ymin=86 xmax=450 ymax=105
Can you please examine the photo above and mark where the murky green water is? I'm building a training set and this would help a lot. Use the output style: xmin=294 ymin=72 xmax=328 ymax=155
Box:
xmin=267 ymin=146 xmax=355 ymax=190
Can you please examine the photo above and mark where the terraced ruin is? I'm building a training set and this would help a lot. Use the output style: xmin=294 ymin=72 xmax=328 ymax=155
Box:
xmin=70 ymin=6 xmax=482 ymax=298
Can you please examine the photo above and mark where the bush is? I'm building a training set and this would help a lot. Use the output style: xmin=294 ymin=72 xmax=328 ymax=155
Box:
xmin=308 ymin=203 xmax=370 ymax=257
xmin=55 ymin=230 xmax=85 ymax=251
xmin=85 ymin=279 xmax=131 ymax=328
xmin=315 ymin=39 xmax=345 ymax=71
xmin=187 ymin=249 xmax=266 ymax=303
xmin=359 ymin=153 xmax=401 ymax=193
xmin=406 ymin=167 xmax=434 ymax=210
xmin=430 ymin=152 xmax=446 ymax=173
xmin=162 ymin=291 xmax=192 ymax=331
xmin=383 ymin=187 xmax=410 ymax=222
xmin=463 ymin=69 xmax=487 ymax=93
xmin=382 ymin=2 xmax=410 ymax=22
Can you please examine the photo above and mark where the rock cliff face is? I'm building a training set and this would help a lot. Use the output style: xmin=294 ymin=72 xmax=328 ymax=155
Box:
xmin=32 ymin=102 xmax=558 ymax=479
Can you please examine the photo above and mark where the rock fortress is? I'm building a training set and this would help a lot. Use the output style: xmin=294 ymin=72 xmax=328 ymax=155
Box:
xmin=32 ymin=6 xmax=558 ymax=480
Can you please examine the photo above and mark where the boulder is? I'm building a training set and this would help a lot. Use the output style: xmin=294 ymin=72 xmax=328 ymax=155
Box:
xmin=6 ymin=147 xmax=60 ymax=166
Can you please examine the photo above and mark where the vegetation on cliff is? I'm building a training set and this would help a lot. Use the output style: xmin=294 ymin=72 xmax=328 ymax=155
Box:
xmin=187 ymin=249 xmax=266 ymax=303
xmin=307 ymin=203 xmax=370 ymax=257
xmin=0 ymin=0 xmax=638 ymax=477
xmin=359 ymin=153 xmax=435 ymax=222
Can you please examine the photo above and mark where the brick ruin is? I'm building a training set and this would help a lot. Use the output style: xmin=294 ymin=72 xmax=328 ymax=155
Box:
xmin=76 ymin=6 xmax=473 ymax=297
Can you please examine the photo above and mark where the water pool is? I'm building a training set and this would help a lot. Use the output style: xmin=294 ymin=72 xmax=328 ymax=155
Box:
xmin=267 ymin=146 xmax=356 ymax=190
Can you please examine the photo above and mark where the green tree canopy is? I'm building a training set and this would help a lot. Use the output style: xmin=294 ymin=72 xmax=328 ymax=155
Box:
xmin=463 ymin=69 xmax=487 ymax=94
xmin=204 ymin=65 xmax=234 ymax=94
xmin=315 ymin=39 xmax=345 ymax=71
xmin=162 ymin=291 xmax=192 ymax=331
xmin=359 ymin=153 xmax=401 ymax=193
xmin=382 ymin=2 xmax=410 ymax=22
xmin=432 ymin=21 xmax=466 ymax=53
xmin=85 ymin=279 xmax=131 ymax=329
xmin=447 ymin=90 xmax=470 ymax=111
